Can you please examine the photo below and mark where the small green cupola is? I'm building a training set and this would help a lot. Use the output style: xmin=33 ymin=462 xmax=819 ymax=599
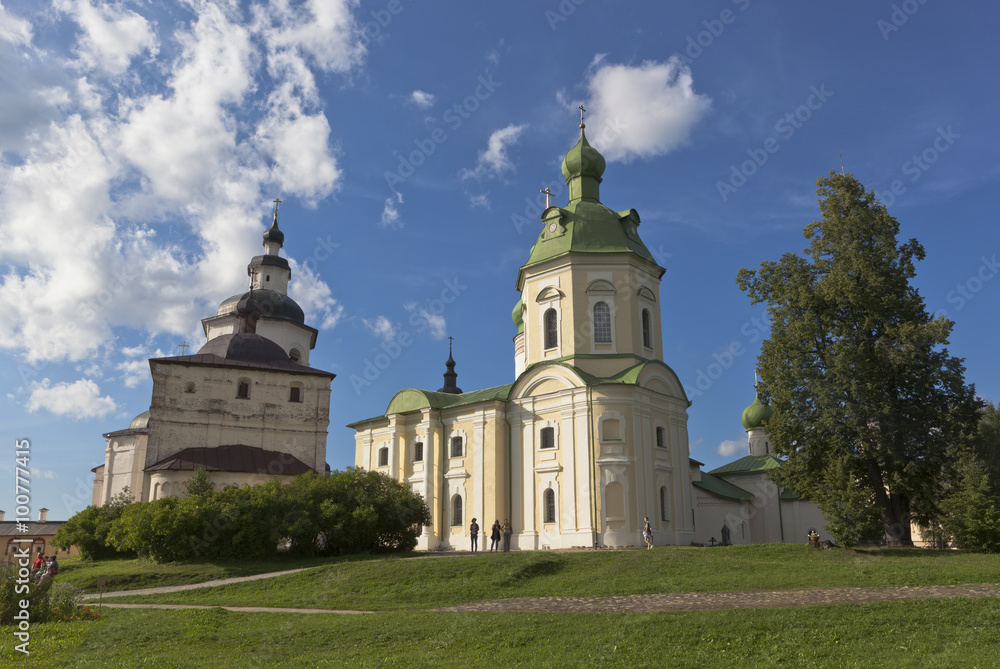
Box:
xmin=741 ymin=390 xmax=774 ymax=430
xmin=511 ymin=299 xmax=524 ymax=334
xmin=561 ymin=119 xmax=606 ymax=202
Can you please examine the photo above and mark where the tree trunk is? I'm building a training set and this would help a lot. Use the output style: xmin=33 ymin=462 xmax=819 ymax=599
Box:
xmin=866 ymin=460 xmax=914 ymax=547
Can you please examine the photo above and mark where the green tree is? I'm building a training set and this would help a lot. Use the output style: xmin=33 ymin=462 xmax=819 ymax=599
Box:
xmin=938 ymin=401 xmax=1000 ymax=551
xmin=184 ymin=468 xmax=216 ymax=498
xmin=53 ymin=488 xmax=135 ymax=560
xmin=736 ymin=171 xmax=981 ymax=546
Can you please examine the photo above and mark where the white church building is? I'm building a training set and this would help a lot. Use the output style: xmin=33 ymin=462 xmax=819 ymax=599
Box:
xmin=351 ymin=119 xmax=830 ymax=549
xmin=92 ymin=207 xmax=335 ymax=506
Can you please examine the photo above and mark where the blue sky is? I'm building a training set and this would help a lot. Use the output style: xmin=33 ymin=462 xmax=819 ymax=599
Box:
xmin=1 ymin=0 xmax=997 ymax=519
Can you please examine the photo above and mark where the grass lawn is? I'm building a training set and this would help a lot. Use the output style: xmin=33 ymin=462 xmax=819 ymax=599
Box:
xmin=57 ymin=553 xmax=396 ymax=593
xmin=5 ymin=597 xmax=1000 ymax=668
xmin=106 ymin=544 xmax=1000 ymax=611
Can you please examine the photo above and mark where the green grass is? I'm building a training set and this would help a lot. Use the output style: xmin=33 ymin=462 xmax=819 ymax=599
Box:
xmin=5 ymin=597 xmax=1000 ymax=668
xmin=106 ymin=544 xmax=1000 ymax=611
xmin=57 ymin=553 xmax=397 ymax=593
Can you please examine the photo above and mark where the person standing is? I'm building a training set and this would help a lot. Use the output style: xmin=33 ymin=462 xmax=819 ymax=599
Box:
xmin=470 ymin=518 xmax=480 ymax=553
xmin=501 ymin=518 xmax=513 ymax=552
xmin=490 ymin=520 xmax=502 ymax=552
xmin=643 ymin=516 xmax=653 ymax=550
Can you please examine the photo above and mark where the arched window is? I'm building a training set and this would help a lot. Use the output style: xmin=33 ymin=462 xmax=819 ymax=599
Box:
xmin=660 ymin=486 xmax=670 ymax=522
xmin=452 ymin=495 xmax=463 ymax=526
xmin=289 ymin=348 xmax=301 ymax=363
xmin=413 ymin=442 xmax=424 ymax=462
xmin=236 ymin=379 xmax=250 ymax=399
xmin=593 ymin=301 xmax=611 ymax=342
xmin=642 ymin=309 xmax=652 ymax=348
xmin=540 ymin=427 xmax=555 ymax=449
xmin=377 ymin=447 xmax=389 ymax=467
xmin=544 ymin=488 xmax=556 ymax=523
xmin=543 ymin=308 xmax=558 ymax=349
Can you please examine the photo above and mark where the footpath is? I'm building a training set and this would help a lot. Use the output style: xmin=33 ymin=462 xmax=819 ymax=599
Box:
xmin=80 ymin=568 xmax=1000 ymax=615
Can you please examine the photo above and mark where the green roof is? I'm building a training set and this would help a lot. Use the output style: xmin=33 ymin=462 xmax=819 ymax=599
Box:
xmin=516 ymin=128 xmax=661 ymax=289
xmin=742 ymin=392 xmax=774 ymax=430
xmin=347 ymin=359 xmax=691 ymax=429
xmin=693 ymin=472 xmax=754 ymax=502
xmin=709 ymin=455 xmax=785 ymax=476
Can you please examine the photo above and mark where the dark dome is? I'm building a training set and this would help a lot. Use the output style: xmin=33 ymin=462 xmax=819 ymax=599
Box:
xmin=263 ymin=218 xmax=285 ymax=245
xmin=197 ymin=333 xmax=291 ymax=364
xmin=217 ymin=289 xmax=305 ymax=324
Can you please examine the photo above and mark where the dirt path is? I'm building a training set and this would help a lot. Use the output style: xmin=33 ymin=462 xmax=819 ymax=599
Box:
xmin=85 ymin=576 xmax=1000 ymax=614
xmin=80 ymin=567 xmax=315 ymax=599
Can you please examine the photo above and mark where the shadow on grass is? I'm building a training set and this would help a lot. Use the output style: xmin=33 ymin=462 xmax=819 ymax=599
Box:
xmin=503 ymin=555 xmax=566 ymax=584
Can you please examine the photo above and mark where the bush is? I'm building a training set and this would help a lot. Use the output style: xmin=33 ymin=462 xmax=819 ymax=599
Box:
xmin=0 ymin=563 xmax=93 ymax=626
xmin=97 ymin=468 xmax=431 ymax=562
xmin=53 ymin=488 xmax=135 ymax=560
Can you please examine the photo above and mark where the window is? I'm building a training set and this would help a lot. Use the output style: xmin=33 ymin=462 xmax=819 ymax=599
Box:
xmin=452 ymin=495 xmax=463 ymax=526
xmin=642 ymin=309 xmax=652 ymax=348
xmin=289 ymin=348 xmax=301 ymax=363
xmin=237 ymin=380 xmax=250 ymax=399
xmin=544 ymin=488 xmax=556 ymax=523
xmin=543 ymin=308 xmax=558 ymax=349
xmin=377 ymin=447 xmax=389 ymax=467
xmin=450 ymin=436 xmax=463 ymax=458
xmin=289 ymin=385 xmax=302 ymax=402
xmin=540 ymin=427 xmax=555 ymax=449
xmin=660 ymin=486 xmax=670 ymax=522
xmin=656 ymin=426 xmax=665 ymax=449
xmin=184 ymin=382 xmax=195 ymax=393
xmin=593 ymin=301 xmax=611 ymax=342
xmin=414 ymin=441 xmax=424 ymax=462
xmin=602 ymin=418 xmax=621 ymax=441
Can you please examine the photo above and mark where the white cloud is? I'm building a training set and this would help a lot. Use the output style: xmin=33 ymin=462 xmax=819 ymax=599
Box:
xmin=289 ymin=258 xmax=344 ymax=330
xmin=404 ymin=303 xmax=446 ymax=340
xmin=0 ymin=2 xmax=32 ymax=46
xmin=0 ymin=0 xmax=363 ymax=368
xmin=716 ymin=439 xmax=744 ymax=457
xmin=461 ymin=123 xmax=527 ymax=180
xmin=116 ymin=358 xmax=149 ymax=388
xmin=380 ymin=192 xmax=403 ymax=229
xmin=362 ymin=315 xmax=396 ymax=342
xmin=409 ymin=90 xmax=435 ymax=108
xmin=56 ymin=0 xmax=159 ymax=75
xmin=26 ymin=378 xmax=118 ymax=419
xmin=577 ymin=57 xmax=711 ymax=162
xmin=468 ymin=193 xmax=490 ymax=208
xmin=30 ymin=469 xmax=58 ymax=480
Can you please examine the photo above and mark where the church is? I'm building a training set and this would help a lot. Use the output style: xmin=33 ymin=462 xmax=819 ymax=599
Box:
xmin=91 ymin=206 xmax=335 ymax=505
xmin=351 ymin=118 xmax=831 ymax=549
xmin=90 ymin=116 xmax=831 ymax=548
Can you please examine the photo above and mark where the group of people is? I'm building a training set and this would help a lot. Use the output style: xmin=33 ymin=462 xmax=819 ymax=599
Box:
xmin=31 ymin=554 xmax=59 ymax=583
xmin=468 ymin=518 xmax=513 ymax=553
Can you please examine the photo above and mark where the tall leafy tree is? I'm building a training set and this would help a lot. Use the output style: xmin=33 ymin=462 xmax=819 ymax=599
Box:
xmin=736 ymin=171 xmax=980 ymax=546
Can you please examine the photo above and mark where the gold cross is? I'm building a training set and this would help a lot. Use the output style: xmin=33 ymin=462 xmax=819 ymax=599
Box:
xmin=578 ymin=104 xmax=586 ymax=127
xmin=272 ymin=198 xmax=281 ymax=215
xmin=540 ymin=188 xmax=555 ymax=208
xmin=178 ymin=341 xmax=190 ymax=355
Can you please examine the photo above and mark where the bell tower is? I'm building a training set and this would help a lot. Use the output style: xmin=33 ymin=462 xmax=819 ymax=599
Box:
xmin=514 ymin=110 xmax=668 ymax=379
